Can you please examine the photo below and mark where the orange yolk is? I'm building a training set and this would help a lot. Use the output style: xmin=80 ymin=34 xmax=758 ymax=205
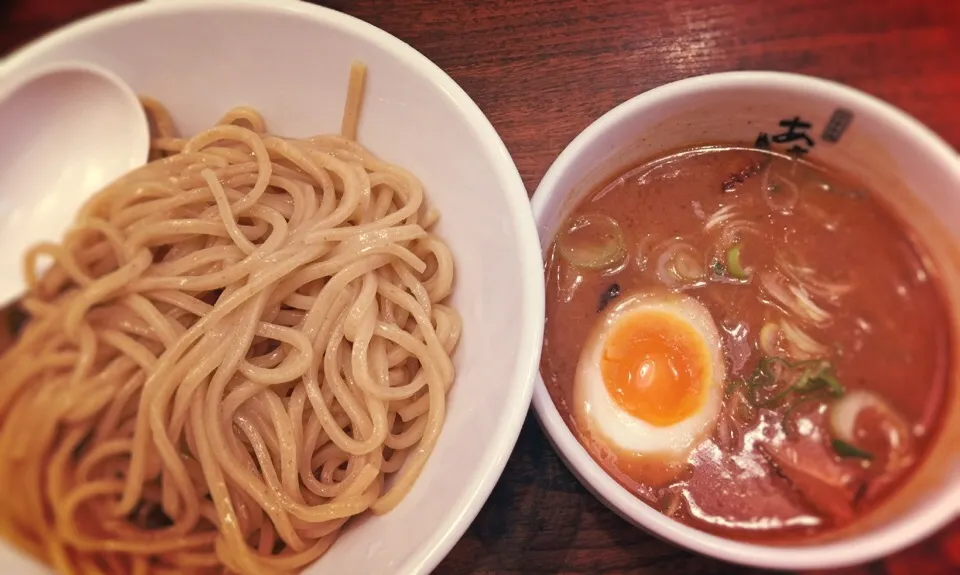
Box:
xmin=600 ymin=311 xmax=708 ymax=426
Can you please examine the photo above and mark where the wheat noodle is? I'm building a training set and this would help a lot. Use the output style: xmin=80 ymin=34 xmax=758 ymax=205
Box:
xmin=0 ymin=61 xmax=460 ymax=575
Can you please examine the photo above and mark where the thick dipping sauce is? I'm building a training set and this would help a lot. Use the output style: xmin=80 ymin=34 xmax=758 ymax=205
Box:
xmin=541 ymin=146 xmax=951 ymax=541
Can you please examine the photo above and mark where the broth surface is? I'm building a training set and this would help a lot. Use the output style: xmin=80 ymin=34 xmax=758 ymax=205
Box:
xmin=541 ymin=146 xmax=951 ymax=541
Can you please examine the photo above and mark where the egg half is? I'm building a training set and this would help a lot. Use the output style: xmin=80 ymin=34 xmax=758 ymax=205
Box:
xmin=574 ymin=291 xmax=725 ymax=485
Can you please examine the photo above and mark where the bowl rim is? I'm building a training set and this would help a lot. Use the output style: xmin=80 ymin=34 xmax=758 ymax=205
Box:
xmin=0 ymin=2 xmax=546 ymax=574
xmin=530 ymin=70 xmax=960 ymax=571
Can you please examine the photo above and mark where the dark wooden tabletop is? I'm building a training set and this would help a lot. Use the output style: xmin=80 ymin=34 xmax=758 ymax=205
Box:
xmin=2 ymin=1 xmax=959 ymax=574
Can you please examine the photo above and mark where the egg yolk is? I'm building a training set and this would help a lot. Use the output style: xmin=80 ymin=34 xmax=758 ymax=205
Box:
xmin=600 ymin=311 xmax=708 ymax=426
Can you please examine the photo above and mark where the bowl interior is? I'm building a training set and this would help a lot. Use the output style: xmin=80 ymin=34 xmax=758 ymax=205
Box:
xmin=531 ymin=72 xmax=960 ymax=570
xmin=0 ymin=2 xmax=544 ymax=574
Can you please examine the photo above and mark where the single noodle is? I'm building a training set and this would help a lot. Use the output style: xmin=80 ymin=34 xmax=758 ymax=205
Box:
xmin=0 ymin=62 xmax=461 ymax=575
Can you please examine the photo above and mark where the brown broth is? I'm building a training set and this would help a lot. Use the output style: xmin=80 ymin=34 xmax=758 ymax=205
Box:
xmin=541 ymin=146 xmax=951 ymax=541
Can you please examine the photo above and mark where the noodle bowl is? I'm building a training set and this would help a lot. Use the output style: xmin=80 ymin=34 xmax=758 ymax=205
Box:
xmin=0 ymin=63 xmax=461 ymax=575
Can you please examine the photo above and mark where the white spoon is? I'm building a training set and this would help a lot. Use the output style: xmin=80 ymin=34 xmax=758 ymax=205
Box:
xmin=0 ymin=61 xmax=149 ymax=306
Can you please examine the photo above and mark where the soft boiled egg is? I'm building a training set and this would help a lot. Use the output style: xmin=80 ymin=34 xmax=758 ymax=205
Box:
xmin=574 ymin=290 xmax=725 ymax=486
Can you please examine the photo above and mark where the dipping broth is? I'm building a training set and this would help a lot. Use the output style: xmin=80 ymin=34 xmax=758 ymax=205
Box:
xmin=540 ymin=146 xmax=951 ymax=541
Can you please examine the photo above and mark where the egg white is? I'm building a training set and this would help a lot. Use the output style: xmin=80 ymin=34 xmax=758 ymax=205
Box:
xmin=574 ymin=291 xmax=725 ymax=464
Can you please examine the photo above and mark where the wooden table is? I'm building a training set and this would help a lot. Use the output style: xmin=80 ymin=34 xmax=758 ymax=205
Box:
xmin=2 ymin=1 xmax=959 ymax=574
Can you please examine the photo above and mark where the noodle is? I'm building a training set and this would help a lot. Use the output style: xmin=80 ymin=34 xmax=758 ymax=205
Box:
xmin=340 ymin=62 xmax=367 ymax=142
xmin=0 ymin=61 xmax=460 ymax=575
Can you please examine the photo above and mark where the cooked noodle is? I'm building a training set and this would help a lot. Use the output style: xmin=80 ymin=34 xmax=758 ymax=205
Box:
xmin=0 ymin=61 xmax=460 ymax=575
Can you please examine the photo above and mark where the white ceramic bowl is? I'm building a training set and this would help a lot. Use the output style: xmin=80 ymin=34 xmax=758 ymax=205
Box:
xmin=0 ymin=1 xmax=544 ymax=574
xmin=531 ymin=71 xmax=960 ymax=571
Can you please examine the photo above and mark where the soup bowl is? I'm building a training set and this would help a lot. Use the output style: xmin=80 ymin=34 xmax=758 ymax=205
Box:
xmin=530 ymin=71 xmax=960 ymax=571
xmin=0 ymin=1 xmax=544 ymax=574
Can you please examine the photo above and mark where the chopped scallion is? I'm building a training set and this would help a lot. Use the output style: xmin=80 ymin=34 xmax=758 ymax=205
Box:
xmin=556 ymin=214 xmax=626 ymax=270
xmin=831 ymin=439 xmax=874 ymax=460
xmin=726 ymin=244 xmax=748 ymax=279
xmin=734 ymin=355 xmax=847 ymax=438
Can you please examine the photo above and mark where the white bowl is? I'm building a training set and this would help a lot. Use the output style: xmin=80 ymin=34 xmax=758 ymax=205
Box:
xmin=531 ymin=71 xmax=960 ymax=571
xmin=0 ymin=1 xmax=544 ymax=574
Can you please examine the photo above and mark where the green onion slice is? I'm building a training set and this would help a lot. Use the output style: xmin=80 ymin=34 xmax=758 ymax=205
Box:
xmin=556 ymin=214 xmax=627 ymax=270
xmin=831 ymin=439 xmax=874 ymax=460
xmin=726 ymin=243 xmax=749 ymax=279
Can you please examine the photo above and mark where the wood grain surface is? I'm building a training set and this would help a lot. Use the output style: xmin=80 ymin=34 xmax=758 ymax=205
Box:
xmin=1 ymin=1 xmax=959 ymax=574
